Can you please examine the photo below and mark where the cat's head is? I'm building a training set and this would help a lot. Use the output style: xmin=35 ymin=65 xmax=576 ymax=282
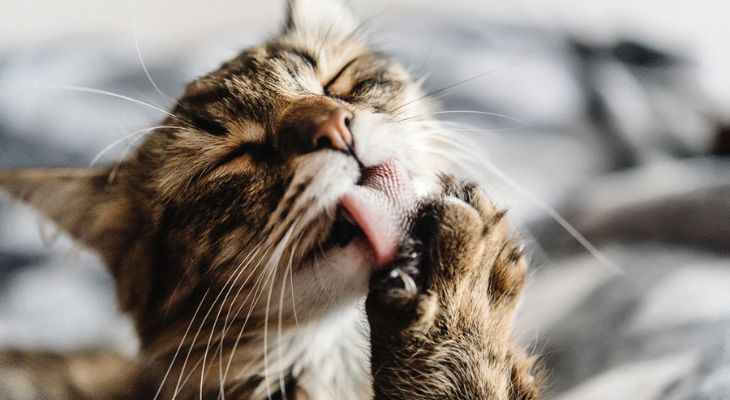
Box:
xmin=0 ymin=0 xmax=449 ymax=332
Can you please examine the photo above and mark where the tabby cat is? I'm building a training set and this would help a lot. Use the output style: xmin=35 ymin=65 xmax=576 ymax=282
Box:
xmin=0 ymin=0 xmax=540 ymax=398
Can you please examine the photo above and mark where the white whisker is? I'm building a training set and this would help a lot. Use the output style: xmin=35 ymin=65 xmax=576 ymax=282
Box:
xmin=198 ymin=246 xmax=264 ymax=399
xmin=262 ymin=260 xmax=278 ymax=400
xmin=420 ymin=130 xmax=625 ymax=276
xmin=276 ymin=233 xmax=302 ymax=398
xmin=401 ymin=110 xmax=523 ymax=124
xmin=171 ymin=265 xmax=257 ymax=400
xmin=89 ymin=125 xmax=183 ymax=168
xmin=261 ymin=221 xmax=299 ymax=400
xmin=218 ymin=245 xmax=275 ymax=398
xmin=153 ymin=288 xmax=211 ymax=400
xmin=204 ymin=245 xmax=276 ymax=397
xmin=391 ymin=63 xmax=520 ymax=115
xmin=36 ymin=83 xmax=176 ymax=118
xmin=132 ymin=0 xmax=173 ymax=103
xmin=220 ymin=228 xmax=294 ymax=392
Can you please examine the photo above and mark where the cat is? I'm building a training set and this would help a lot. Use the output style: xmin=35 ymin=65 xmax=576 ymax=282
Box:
xmin=0 ymin=0 xmax=540 ymax=398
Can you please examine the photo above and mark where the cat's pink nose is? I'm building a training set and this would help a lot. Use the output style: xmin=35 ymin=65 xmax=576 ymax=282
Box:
xmin=278 ymin=97 xmax=355 ymax=155
xmin=312 ymin=108 xmax=353 ymax=152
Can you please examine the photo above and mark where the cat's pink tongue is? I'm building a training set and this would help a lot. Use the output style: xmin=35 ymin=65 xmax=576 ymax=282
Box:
xmin=341 ymin=160 xmax=416 ymax=269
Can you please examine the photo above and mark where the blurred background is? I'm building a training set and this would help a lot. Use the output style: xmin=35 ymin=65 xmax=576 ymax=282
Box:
xmin=1 ymin=1 xmax=729 ymax=399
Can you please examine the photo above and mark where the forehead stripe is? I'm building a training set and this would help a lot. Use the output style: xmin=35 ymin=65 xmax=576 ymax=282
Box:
xmin=268 ymin=44 xmax=318 ymax=69
xmin=183 ymin=84 xmax=232 ymax=107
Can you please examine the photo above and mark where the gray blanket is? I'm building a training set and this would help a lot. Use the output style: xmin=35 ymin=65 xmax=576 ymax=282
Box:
xmin=1 ymin=10 xmax=728 ymax=399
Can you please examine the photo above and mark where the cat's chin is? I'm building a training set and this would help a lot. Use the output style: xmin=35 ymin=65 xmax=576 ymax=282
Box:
xmin=290 ymin=237 xmax=375 ymax=314
xmin=318 ymin=218 xmax=381 ymax=273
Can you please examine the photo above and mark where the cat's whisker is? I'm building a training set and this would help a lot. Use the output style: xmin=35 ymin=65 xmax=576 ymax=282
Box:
xmin=105 ymin=131 xmax=152 ymax=184
xmin=175 ymin=356 xmax=206 ymax=396
xmin=288 ymin=247 xmax=301 ymax=330
xmin=221 ymin=223 xmax=297 ymax=390
xmin=399 ymin=110 xmax=524 ymax=124
xmin=152 ymin=288 xmax=211 ymax=400
xmin=217 ymin=281 xmax=263 ymax=396
xmin=261 ymin=221 xmax=300 ymax=400
xmin=390 ymin=63 xmax=520 ymax=115
xmin=89 ymin=125 xmax=179 ymax=167
xmin=212 ymin=246 xmax=268 ymax=384
xmin=198 ymin=245 xmax=266 ymax=399
xmin=218 ymin=246 xmax=276 ymax=398
xmin=262 ymin=261 xmax=279 ymax=400
xmin=471 ymin=155 xmax=625 ymax=276
xmin=131 ymin=0 xmax=173 ymax=104
xmin=289 ymin=239 xmax=339 ymax=400
xmin=419 ymin=131 xmax=625 ymax=276
xmin=275 ymin=231 xmax=341 ymax=400
xmin=393 ymin=88 xmax=468 ymax=120
xmin=132 ymin=88 xmax=164 ymax=111
xmin=276 ymin=233 xmax=303 ymax=398
xmin=219 ymin=247 xmax=271 ymax=338
xmin=171 ymin=255 xmax=265 ymax=399
xmin=36 ymin=83 xmax=177 ymax=118
xmin=214 ymin=243 xmax=279 ymax=389
xmin=399 ymin=119 xmax=521 ymax=139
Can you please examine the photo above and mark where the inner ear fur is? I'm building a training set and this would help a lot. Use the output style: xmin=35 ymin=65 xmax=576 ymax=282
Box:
xmin=0 ymin=168 xmax=143 ymax=268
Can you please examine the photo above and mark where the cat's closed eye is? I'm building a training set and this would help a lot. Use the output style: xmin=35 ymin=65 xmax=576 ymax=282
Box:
xmin=324 ymin=57 xmax=362 ymax=96
xmin=213 ymin=142 xmax=274 ymax=171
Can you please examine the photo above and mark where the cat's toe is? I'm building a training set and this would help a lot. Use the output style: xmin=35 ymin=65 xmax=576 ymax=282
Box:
xmin=413 ymin=196 xmax=487 ymax=281
xmin=488 ymin=239 xmax=528 ymax=312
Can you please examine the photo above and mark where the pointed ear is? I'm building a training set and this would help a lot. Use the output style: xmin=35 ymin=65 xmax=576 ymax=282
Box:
xmin=283 ymin=0 xmax=359 ymax=40
xmin=0 ymin=169 xmax=142 ymax=267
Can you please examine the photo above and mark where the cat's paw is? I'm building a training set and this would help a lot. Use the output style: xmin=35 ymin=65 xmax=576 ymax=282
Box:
xmin=367 ymin=176 xmax=526 ymax=335
xmin=365 ymin=177 xmax=539 ymax=400
xmin=425 ymin=177 xmax=527 ymax=315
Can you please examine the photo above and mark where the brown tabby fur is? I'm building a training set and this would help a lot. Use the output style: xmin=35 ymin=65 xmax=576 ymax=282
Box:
xmin=0 ymin=0 xmax=540 ymax=399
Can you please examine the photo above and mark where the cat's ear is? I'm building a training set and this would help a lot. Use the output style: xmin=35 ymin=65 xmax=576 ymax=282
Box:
xmin=0 ymin=169 xmax=143 ymax=266
xmin=283 ymin=0 xmax=359 ymax=40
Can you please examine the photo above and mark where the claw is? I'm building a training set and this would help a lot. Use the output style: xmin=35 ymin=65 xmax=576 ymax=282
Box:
xmin=393 ymin=267 xmax=417 ymax=296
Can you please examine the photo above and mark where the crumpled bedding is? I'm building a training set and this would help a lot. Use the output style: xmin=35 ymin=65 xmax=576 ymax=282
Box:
xmin=1 ymin=9 xmax=728 ymax=399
